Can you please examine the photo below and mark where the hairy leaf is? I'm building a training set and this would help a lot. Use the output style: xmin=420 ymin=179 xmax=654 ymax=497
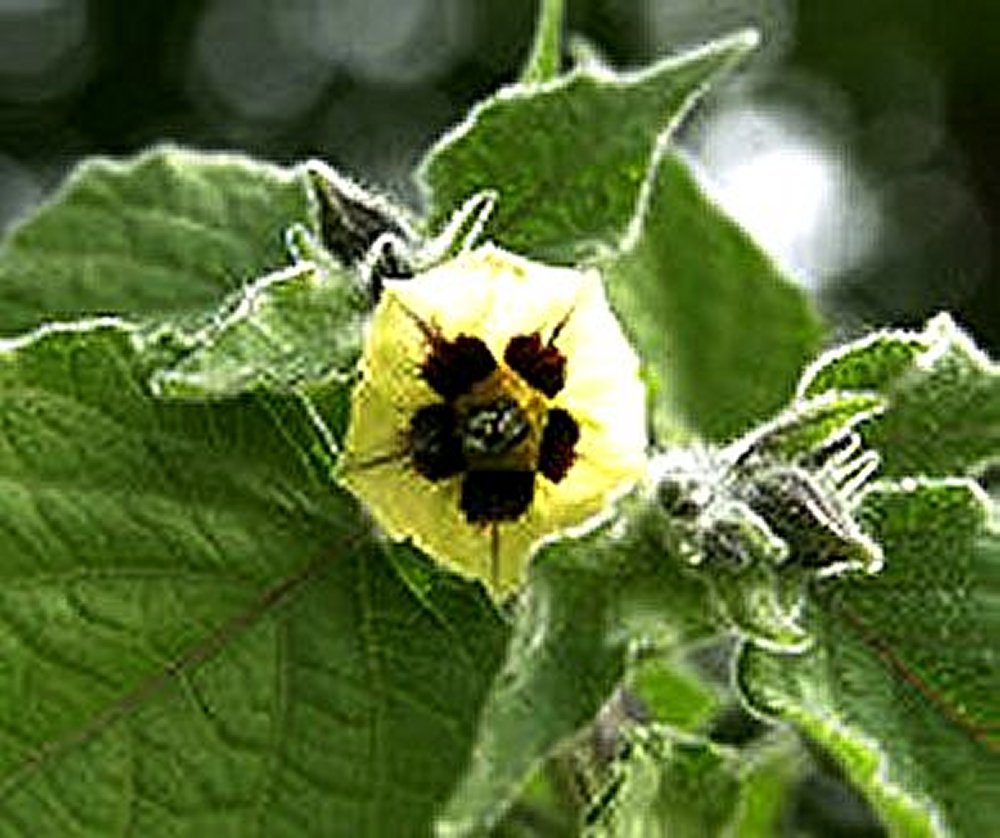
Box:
xmin=585 ymin=729 xmax=802 ymax=838
xmin=585 ymin=732 xmax=741 ymax=838
xmin=799 ymin=313 xmax=1000 ymax=476
xmin=0 ymin=322 xmax=507 ymax=835
xmin=0 ymin=147 xmax=312 ymax=336
xmin=739 ymin=480 xmax=1000 ymax=837
xmin=438 ymin=502 xmax=716 ymax=836
xmin=150 ymin=261 xmax=365 ymax=399
xmin=419 ymin=31 xmax=758 ymax=264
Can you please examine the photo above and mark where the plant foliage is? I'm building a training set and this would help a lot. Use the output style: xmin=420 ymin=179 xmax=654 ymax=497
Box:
xmin=0 ymin=1 xmax=995 ymax=835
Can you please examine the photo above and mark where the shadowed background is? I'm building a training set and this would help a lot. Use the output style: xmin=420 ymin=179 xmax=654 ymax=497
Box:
xmin=1 ymin=2 xmax=995 ymax=834
xmin=0 ymin=0 xmax=997 ymax=354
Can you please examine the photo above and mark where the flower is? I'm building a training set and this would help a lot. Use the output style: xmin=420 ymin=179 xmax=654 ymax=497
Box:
xmin=338 ymin=244 xmax=647 ymax=599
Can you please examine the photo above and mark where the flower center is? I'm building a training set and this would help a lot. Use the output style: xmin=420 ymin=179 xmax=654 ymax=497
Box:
xmin=404 ymin=328 xmax=583 ymax=525
xmin=460 ymin=396 xmax=531 ymax=458
xmin=451 ymin=364 xmax=549 ymax=471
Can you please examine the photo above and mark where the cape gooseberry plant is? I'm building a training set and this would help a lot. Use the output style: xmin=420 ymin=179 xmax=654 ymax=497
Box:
xmin=0 ymin=1 xmax=997 ymax=835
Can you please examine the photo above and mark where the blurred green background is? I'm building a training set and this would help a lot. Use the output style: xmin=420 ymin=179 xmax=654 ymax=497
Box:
xmin=0 ymin=0 xmax=997 ymax=353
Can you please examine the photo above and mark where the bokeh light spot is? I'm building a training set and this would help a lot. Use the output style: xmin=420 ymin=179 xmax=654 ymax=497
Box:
xmin=695 ymin=105 xmax=881 ymax=286
xmin=0 ymin=0 xmax=91 ymax=101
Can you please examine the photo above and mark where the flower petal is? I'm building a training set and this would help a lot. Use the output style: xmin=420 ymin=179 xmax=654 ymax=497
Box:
xmin=338 ymin=244 xmax=647 ymax=599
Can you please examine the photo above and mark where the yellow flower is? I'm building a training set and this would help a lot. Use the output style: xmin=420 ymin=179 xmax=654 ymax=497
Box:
xmin=338 ymin=244 xmax=647 ymax=599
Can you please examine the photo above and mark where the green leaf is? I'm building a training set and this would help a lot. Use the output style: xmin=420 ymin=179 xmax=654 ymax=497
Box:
xmin=419 ymin=30 xmax=759 ymax=264
xmin=149 ymin=260 xmax=366 ymax=399
xmin=0 ymin=147 xmax=312 ymax=336
xmin=799 ymin=313 xmax=1000 ymax=476
xmin=729 ymin=734 xmax=804 ymax=838
xmin=626 ymin=656 xmax=719 ymax=733
xmin=520 ymin=0 xmax=565 ymax=84
xmin=0 ymin=322 xmax=508 ymax=835
xmin=604 ymin=154 xmax=825 ymax=443
xmin=585 ymin=728 xmax=804 ymax=838
xmin=584 ymin=728 xmax=803 ymax=838
xmin=739 ymin=479 xmax=1000 ymax=837
xmin=731 ymin=390 xmax=885 ymax=463
xmin=438 ymin=502 xmax=716 ymax=836
xmin=585 ymin=731 xmax=742 ymax=838
xmin=799 ymin=329 xmax=928 ymax=396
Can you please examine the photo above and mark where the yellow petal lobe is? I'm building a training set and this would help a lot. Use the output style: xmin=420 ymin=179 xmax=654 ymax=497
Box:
xmin=339 ymin=244 xmax=647 ymax=599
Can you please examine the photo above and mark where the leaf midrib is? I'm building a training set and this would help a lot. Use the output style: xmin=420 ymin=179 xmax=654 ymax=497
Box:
xmin=834 ymin=599 xmax=1000 ymax=752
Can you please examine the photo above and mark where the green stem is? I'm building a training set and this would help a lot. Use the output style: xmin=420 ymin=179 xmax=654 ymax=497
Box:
xmin=521 ymin=0 xmax=565 ymax=84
